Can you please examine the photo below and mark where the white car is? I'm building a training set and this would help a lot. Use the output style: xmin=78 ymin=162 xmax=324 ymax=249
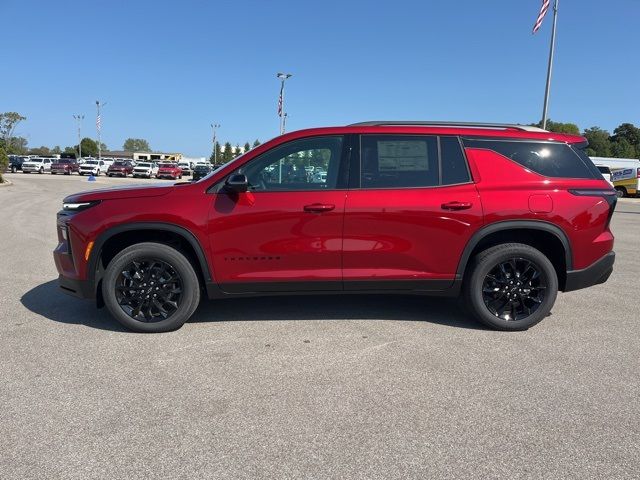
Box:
xmin=132 ymin=162 xmax=159 ymax=178
xmin=312 ymin=170 xmax=327 ymax=183
xmin=596 ymin=165 xmax=614 ymax=187
xmin=79 ymin=160 xmax=108 ymax=176
xmin=177 ymin=162 xmax=192 ymax=176
xmin=22 ymin=157 xmax=53 ymax=174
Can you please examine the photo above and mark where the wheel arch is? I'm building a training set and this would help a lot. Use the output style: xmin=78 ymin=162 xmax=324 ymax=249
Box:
xmin=457 ymin=221 xmax=572 ymax=291
xmin=88 ymin=223 xmax=212 ymax=305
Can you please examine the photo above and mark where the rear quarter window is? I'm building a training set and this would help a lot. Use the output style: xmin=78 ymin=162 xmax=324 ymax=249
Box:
xmin=463 ymin=139 xmax=598 ymax=179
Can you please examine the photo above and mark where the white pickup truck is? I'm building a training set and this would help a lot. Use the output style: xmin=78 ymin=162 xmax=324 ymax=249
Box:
xmin=22 ymin=157 xmax=53 ymax=174
xmin=79 ymin=159 xmax=108 ymax=176
xmin=132 ymin=162 xmax=159 ymax=178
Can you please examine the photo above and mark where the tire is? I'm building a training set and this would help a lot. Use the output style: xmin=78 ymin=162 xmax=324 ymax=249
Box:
xmin=39 ymin=167 xmax=44 ymax=174
xmin=102 ymin=242 xmax=201 ymax=333
xmin=615 ymin=187 xmax=626 ymax=198
xmin=11 ymin=166 xmax=16 ymax=173
xmin=462 ymin=243 xmax=558 ymax=331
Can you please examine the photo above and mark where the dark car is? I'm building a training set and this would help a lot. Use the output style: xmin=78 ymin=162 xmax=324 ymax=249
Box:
xmin=8 ymin=155 xmax=27 ymax=173
xmin=51 ymin=158 xmax=80 ymax=175
xmin=107 ymin=160 xmax=134 ymax=177
xmin=54 ymin=121 xmax=616 ymax=333
xmin=191 ymin=163 xmax=212 ymax=181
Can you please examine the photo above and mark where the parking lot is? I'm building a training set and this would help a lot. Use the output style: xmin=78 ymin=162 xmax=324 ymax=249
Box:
xmin=1 ymin=172 xmax=639 ymax=479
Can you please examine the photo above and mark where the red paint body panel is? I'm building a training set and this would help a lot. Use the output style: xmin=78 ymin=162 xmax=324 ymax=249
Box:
xmin=342 ymin=184 xmax=483 ymax=283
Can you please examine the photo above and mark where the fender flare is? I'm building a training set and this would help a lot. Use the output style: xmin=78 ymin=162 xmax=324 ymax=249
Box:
xmin=455 ymin=220 xmax=573 ymax=278
xmin=88 ymin=222 xmax=213 ymax=295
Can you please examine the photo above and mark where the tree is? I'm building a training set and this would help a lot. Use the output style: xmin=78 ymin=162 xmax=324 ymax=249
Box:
xmin=0 ymin=146 xmax=8 ymax=183
xmin=534 ymin=120 xmax=580 ymax=135
xmin=51 ymin=145 xmax=62 ymax=155
xmin=28 ymin=146 xmax=51 ymax=156
xmin=253 ymin=139 xmax=261 ymax=148
xmin=244 ymin=141 xmax=251 ymax=153
xmin=222 ymin=142 xmax=234 ymax=163
xmin=234 ymin=143 xmax=242 ymax=158
xmin=0 ymin=112 xmax=26 ymax=152
xmin=123 ymin=138 xmax=150 ymax=152
xmin=77 ymin=137 xmax=99 ymax=157
xmin=582 ymin=127 xmax=612 ymax=157
xmin=63 ymin=146 xmax=76 ymax=155
xmin=611 ymin=123 xmax=640 ymax=149
xmin=610 ymin=137 xmax=637 ymax=158
xmin=6 ymin=136 xmax=28 ymax=155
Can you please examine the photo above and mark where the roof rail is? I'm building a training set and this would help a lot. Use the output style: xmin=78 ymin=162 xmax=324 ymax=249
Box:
xmin=348 ymin=121 xmax=548 ymax=132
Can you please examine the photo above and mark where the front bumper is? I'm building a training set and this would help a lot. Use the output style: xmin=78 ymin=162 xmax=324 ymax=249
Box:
xmin=564 ymin=251 xmax=615 ymax=292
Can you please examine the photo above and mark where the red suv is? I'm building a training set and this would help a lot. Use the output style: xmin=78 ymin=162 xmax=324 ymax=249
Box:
xmin=54 ymin=122 xmax=616 ymax=333
xmin=156 ymin=162 xmax=183 ymax=180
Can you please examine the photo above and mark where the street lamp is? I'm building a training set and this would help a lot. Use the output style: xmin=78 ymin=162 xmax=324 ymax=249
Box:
xmin=211 ymin=123 xmax=220 ymax=164
xmin=276 ymin=72 xmax=292 ymax=135
xmin=73 ymin=114 xmax=84 ymax=159
xmin=96 ymin=100 xmax=107 ymax=160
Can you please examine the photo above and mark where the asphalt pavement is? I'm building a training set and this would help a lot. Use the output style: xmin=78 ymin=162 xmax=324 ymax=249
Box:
xmin=1 ymin=172 xmax=638 ymax=479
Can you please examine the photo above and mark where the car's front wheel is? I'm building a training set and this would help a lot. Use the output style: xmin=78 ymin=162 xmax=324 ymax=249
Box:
xmin=11 ymin=165 xmax=17 ymax=173
xmin=102 ymin=242 xmax=201 ymax=332
xmin=463 ymin=243 xmax=558 ymax=331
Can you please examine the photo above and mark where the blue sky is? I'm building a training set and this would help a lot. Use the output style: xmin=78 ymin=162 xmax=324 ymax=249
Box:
xmin=2 ymin=0 xmax=638 ymax=156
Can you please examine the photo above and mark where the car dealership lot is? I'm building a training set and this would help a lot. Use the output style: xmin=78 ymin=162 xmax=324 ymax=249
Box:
xmin=1 ymin=173 xmax=639 ymax=479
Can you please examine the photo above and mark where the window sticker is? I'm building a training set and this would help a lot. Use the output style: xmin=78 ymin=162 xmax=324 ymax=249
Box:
xmin=377 ymin=141 xmax=429 ymax=171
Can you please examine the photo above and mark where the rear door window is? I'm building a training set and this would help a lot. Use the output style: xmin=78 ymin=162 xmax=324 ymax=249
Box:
xmin=463 ymin=139 xmax=597 ymax=179
xmin=440 ymin=136 xmax=471 ymax=185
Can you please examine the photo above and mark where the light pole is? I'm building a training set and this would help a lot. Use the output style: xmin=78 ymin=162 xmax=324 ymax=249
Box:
xmin=211 ymin=123 xmax=220 ymax=164
xmin=276 ymin=72 xmax=292 ymax=135
xmin=73 ymin=114 xmax=84 ymax=159
xmin=96 ymin=100 xmax=107 ymax=160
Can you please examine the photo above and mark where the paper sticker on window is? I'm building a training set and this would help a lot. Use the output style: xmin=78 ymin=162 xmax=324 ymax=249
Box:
xmin=378 ymin=141 xmax=429 ymax=171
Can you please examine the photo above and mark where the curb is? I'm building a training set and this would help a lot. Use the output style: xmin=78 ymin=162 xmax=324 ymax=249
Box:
xmin=0 ymin=177 xmax=13 ymax=187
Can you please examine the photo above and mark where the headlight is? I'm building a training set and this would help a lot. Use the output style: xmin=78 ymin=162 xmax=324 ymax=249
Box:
xmin=62 ymin=201 xmax=100 ymax=211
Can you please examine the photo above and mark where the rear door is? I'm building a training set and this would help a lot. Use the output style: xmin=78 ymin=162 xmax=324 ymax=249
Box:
xmin=208 ymin=135 xmax=349 ymax=292
xmin=342 ymin=134 xmax=483 ymax=291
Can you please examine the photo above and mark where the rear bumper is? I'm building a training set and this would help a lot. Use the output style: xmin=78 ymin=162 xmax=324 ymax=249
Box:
xmin=564 ymin=251 xmax=615 ymax=292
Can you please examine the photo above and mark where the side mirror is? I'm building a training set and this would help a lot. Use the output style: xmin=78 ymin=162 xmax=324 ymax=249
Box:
xmin=225 ymin=174 xmax=249 ymax=193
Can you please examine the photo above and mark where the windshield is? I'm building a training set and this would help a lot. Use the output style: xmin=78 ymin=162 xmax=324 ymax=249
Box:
xmin=159 ymin=163 xmax=174 ymax=168
xmin=113 ymin=161 xmax=127 ymax=166
xmin=84 ymin=160 xmax=98 ymax=165
xmin=57 ymin=159 xmax=72 ymax=164
xmin=137 ymin=163 xmax=151 ymax=167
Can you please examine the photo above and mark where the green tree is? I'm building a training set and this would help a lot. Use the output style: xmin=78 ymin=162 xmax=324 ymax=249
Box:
xmin=51 ymin=145 xmax=62 ymax=155
xmin=252 ymin=139 xmax=261 ymax=148
xmin=582 ymin=127 xmax=612 ymax=157
xmin=77 ymin=137 xmax=99 ymax=157
xmin=244 ymin=141 xmax=251 ymax=153
xmin=611 ymin=123 xmax=640 ymax=149
xmin=234 ymin=143 xmax=242 ymax=158
xmin=123 ymin=138 xmax=151 ymax=152
xmin=0 ymin=146 xmax=8 ymax=183
xmin=534 ymin=120 xmax=580 ymax=135
xmin=6 ymin=136 xmax=28 ymax=155
xmin=610 ymin=137 xmax=637 ymax=158
xmin=0 ymin=112 xmax=27 ymax=152
xmin=222 ymin=142 xmax=234 ymax=163
xmin=63 ymin=146 xmax=76 ymax=155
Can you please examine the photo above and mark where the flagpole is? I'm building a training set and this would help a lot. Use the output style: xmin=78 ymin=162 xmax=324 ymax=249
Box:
xmin=541 ymin=0 xmax=559 ymax=130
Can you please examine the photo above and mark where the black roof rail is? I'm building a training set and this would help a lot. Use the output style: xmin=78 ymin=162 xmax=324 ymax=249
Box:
xmin=348 ymin=121 xmax=547 ymax=132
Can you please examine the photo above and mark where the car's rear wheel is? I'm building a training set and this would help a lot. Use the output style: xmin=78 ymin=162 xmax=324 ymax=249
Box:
xmin=463 ymin=243 xmax=558 ymax=331
xmin=39 ymin=167 xmax=44 ymax=174
xmin=11 ymin=165 xmax=17 ymax=173
xmin=102 ymin=242 xmax=201 ymax=333
xmin=615 ymin=187 xmax=626 ymax=198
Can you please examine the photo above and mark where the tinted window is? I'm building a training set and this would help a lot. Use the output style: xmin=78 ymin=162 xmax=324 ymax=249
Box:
xmin=440 ymin=136 xmax=470 ymax=185
xmin=597 ymin=166 xmax=611 ymax=174
xmin=464 ymin=139 xmax=597 ymax=179
xmin=360 ymin=135 xmax=438 ymax=188
xmin=238 ymin=136 xmax=344 ymax=191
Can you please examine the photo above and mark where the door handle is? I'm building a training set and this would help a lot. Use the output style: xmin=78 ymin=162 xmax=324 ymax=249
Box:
xmin=304 ymin=203 xmax=336 ymax=213
xmin=441 ymin=201 xmax=473 ymax=211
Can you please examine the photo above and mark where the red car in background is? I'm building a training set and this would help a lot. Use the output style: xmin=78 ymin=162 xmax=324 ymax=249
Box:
xmin=51 ymin=158 xmax=80 ymax=175
xmin=107 ymin=160 xmax=134 ymax=177
xmin=156 ymin=162 xmax=183 ymax=180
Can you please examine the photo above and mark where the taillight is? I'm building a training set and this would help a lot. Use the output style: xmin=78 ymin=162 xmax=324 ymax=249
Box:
xmin=568 ymin=189 xmax=617 ymax=229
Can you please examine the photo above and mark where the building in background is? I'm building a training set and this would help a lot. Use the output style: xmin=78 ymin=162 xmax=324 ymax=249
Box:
xmin=100 ymin=150 xmax=183 ymax=161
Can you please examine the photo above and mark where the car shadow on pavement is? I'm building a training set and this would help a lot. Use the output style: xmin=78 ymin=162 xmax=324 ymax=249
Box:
xmin=22 ymin=280 xmax=485 ymax=331
xmin=190 ymin=293 xmax=486 ymax=330
xmin=21 ymin=280 xmax=126 ymax=332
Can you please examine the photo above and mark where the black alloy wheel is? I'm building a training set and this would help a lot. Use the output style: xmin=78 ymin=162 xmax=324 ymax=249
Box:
xmin=481 ymin=257 xmax=547 ymax=321
xmin=115 ymin=259 xmax=183 ymax=323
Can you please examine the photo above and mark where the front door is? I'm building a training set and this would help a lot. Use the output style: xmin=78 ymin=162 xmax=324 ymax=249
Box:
xmin=208 ymin=136 xmax=348 ymax=293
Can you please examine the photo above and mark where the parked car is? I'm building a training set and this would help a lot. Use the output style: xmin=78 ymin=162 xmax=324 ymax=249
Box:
xmin=22 ymin=157 xmax=52 ymax=174
xmin=8 ymin=155 xmax=27 ymax=173
xmin=54 ymin=121 xmax=616 ymax=333
xmin=107 ymin=160 xmax=134 ymax=177
xmin=132 ymin=162 xmax=159 ymax=178
xmin=192 ymin=163 xmax=212 ymax=181
xmin=596 ymin=165 xmax=614 ymax=187
xmin=78 ymin=160 xmax=108 ymax=176
xmin=177 ymin=161 xmax=192 ymax=176
xmin=156 ymin=162 xmax=183 ymax=180
xmin=51 ymin=158 xmax=80 ymax=175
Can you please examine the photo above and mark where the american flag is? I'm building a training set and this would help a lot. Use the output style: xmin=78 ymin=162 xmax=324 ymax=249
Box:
xmin=96 ymin=114 xmax=101 ymax=131
xmin=532 ymin=0 xmax=550 ymax=34
xmin=277 ymin=83 xmax=283 ymax=117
